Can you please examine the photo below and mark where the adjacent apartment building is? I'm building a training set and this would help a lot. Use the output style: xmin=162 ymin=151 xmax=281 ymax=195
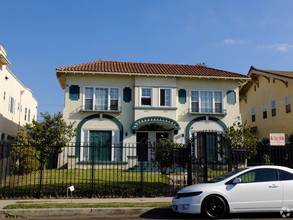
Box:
xmin=240 ymin=66 xmax=293 ymax=139
xmin=0 ymin=45 xmax=38 ymax=141
xmin=56 ymin=60 xmax=248 ymax=163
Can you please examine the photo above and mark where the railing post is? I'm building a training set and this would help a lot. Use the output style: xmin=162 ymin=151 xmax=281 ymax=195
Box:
xmin=39 ymin=144 xmax=44 ymax=198
xmin=91 ymin=144 xmax=95 ymax=198
xmin=187 ymin=138 xmax=193 ymax=186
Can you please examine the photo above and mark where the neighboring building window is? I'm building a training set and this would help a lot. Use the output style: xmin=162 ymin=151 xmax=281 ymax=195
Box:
xmin=9 ymin=97 xmax=15 ymax=114
xmin=141 ymin=88 xmax=152 ymax=106
xmin=24 ymin=108 xmax=27 ymax=120
xmin=84 ymin=87 xmax=119 ymax=111
xmin=190 ymin=90 xmax=223 ymax=113
xmin=251 ymin=107 xmax=256 ymax=122
xmin=286 ymin=96 xmax=291 ymax=113
xmin=271 ymin=100 xmax=276 ymax=117
xmin=3 ymin=91 xmax=6 ymax=100
xmin=28 ymin=109 xmax=31 ymax=122
xmin=160 ymin=88 xmax=171 ymax=106
xmin=262 ymin=104 xmax=267 ymax=119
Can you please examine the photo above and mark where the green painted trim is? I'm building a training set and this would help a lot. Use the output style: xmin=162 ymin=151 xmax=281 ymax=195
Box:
xmin=131 ymin=116 xmax=180 ymax=134
xmin=75 ymin=114 xmax=124 ymax=159
xmin=184 ymin=116 xmax=227 ymax=144
xmin=134 ymin=107 xmax=177 ymax=110
xmin=135 ymin=85 xmax=176 ymax=88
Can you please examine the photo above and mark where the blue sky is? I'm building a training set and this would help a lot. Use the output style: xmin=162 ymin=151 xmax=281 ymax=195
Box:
xmin=2 ymin=0 xmax=293 ymax=119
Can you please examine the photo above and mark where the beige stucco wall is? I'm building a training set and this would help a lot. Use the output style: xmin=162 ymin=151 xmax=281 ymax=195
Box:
xmin=62 ymin=72 xmax=242 ymax=145
xmin=240 ymin=76 xmax=293 ymax=139
xmin=0 ymin=46 xmax=38 ymax=140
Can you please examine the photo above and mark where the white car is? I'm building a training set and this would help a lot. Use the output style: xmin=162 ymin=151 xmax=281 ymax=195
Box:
xmin=172 ymin=165 xmax=293 ymax=218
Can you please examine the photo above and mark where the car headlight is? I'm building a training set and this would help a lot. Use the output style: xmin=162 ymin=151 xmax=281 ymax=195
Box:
xmin=175 ymin=191 xmax=202 ymax=199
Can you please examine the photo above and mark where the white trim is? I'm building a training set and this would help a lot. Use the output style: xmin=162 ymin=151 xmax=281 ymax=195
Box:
xmin=189 ymin=89 xmax=224 ymax=114
xmin=140 ymin=87 xmax=153 ymax=107
xmin=158 ymin=88 xmax=172 ymax=107
xmin=83 ymin=86 xmax=120 ymax=111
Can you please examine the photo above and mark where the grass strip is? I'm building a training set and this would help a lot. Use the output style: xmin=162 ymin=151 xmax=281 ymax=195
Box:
xmin=3 ymin=202 xmax=171 ymax=209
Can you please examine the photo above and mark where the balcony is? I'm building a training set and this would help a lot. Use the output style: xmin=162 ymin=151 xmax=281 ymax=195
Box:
xmin=80 ymin=105 xmax=122 ymax=113
xmin=189 ymin=108 xmax=227 ymax=116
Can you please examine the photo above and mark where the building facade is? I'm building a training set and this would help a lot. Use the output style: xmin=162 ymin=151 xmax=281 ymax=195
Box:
xmin=0 ymin=45 xmax=38 ymax=141
xmin=240 ymin=66 xmax=293 ymax=139
xmin=56 ymin=60 xmax=248 ymax=163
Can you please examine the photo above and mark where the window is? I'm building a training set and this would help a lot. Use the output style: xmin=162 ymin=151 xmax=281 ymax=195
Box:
xmin=286 ymin=96 xmax=291 ymax=113
xmin=262 ymin=104 xmax=267 ymax=119
xmin=24 ymin=108 xmax=27 ymax=120
xmin=251 ymin=107 xmax=256 ymax=122
xmin=84 ymin=87 xmax=119 ymax=111
xmin=141 ymin=88 xmax=152 ymax=106
xmin=191 ymin=91 xmax=199 ymax=112
xmin=278 ymin=170 xmax=293 ymax=181
xmin=214 ymin=91 xmax=222 ymax=113
xmin=271 ymin=100 xmax=276 ymax=117
xmin=190 ymin=90 xmax=223 ymax=114
xmin=238 ymin=168 xmax=277 ymax=183
xmin=84 ymin=88 xmax=93 ymax=110
xmin=28 ymin=109 xmax=31 ymax=122
xmin=9 ymin=97 xmax=15 ymax=114
xmin=3 ymin=91 xmax=6 ymax=100
xmin=160 ymin=88 xmax=171 ymax=106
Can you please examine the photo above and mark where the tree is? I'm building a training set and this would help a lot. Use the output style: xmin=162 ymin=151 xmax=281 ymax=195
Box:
xmin=225 ymin=122 xmax=258 ymax=159
xmin=154 ymin=139 xmax=184 ymax=174
xmin=25 ymin=112 xmax=76 ymax=168
xmin=10 ymin=130 xmax=40 ymax=175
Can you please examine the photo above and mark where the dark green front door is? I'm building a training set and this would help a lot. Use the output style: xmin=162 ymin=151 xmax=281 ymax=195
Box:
xmin=89 ymin=131 xmax=112 ymax=161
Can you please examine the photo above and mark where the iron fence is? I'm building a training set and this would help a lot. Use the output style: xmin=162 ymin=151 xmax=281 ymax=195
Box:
xmin=1 ymin=136 xmax=293 ymax=199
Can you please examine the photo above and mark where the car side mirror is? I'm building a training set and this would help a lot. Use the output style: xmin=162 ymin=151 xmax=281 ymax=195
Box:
xmin=232 ymin=177 xmax=242 ymax=184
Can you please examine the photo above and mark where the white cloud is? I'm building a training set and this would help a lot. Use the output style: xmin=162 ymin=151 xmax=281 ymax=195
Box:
xmin=257 ymin=43 xmax=293 ymax=52
xmin=223 ymin=39 xmax=246 ymax=45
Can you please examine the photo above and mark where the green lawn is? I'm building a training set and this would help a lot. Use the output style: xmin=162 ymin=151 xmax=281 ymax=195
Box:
xmin=0 ymin=169 xmax=171 ymax=195
xmin=3 ymin=202 xmax=172 ymax=209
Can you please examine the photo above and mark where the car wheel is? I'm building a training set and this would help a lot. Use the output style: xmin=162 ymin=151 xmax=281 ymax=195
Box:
xmin=202 ymin=195 xmax=227 ymax=219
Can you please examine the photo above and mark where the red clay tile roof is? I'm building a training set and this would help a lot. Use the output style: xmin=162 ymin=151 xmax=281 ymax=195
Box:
xmin=56 ymin=60 xmax=247 ymax=79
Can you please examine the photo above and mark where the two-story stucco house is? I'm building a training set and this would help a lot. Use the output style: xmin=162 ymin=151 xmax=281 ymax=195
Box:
xmin=0 ymin=45 xmax=38 ymax=141
xmin=56 ymin=60 xmax=248 ymax=164
xmin=240 ymin=66 xmax=293 ymax=139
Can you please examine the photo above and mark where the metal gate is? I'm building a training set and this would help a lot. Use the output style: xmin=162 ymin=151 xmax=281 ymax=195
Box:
xmin=187 ymin=131 xmax=239 ymax=185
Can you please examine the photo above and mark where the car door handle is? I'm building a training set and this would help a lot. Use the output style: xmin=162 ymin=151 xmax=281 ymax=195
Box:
xmin=269 ymin=185 xmax=279 ymax=188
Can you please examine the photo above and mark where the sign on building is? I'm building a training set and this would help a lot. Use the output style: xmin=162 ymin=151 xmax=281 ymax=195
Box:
xmin=270 ymin=133 xmax=285 ymax=146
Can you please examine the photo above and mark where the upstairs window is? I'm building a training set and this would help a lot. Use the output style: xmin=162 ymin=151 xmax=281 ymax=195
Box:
xmin=286 ymin=96 xmax=291 ymax=113
xmin=251 ymin=107 xmax=256 ymax=122
xmin=160 ymin=88 xmax=171 ymax=107
xmin=271 ymin=100 xmax=276 ymax=117
xmin=84 ymin=87 xmax=119 ymax=111
xmin=262 ymin=104 xmax=267 ymax=119
xmin=190 ymin=90 xmax=223 ymax=114
xmin=141 ymin=88 xmax=152 ymax=106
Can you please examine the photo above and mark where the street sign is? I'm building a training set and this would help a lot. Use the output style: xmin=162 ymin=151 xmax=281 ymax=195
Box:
xmin=270 ymin=133 xmax=285 ymax=146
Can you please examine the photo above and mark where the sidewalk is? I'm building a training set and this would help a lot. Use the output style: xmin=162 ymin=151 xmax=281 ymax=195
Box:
xmin=0 ymin=197 xmax=173 ymax=218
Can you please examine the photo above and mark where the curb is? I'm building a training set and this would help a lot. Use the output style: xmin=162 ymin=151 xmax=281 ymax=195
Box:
xmin=0 ymin=207 xmax=172 ymax=218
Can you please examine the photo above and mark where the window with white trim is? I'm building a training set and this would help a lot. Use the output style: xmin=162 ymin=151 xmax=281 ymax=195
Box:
xmin=141 ymin=88 xmax=152 ymax=106
xmin=9 ymin=96 xmax=15 ymax=114
xmin=84 ymin=87 xmax=119 ymax=111
xmin=190 ymin=90 xmax=223 ymax=114
xmin=159 ymin=88 xmax=171 ymax=106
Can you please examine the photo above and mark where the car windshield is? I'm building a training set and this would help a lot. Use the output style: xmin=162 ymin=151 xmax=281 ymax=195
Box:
xmin=208 ymin=168 xmax=248 ymax=183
